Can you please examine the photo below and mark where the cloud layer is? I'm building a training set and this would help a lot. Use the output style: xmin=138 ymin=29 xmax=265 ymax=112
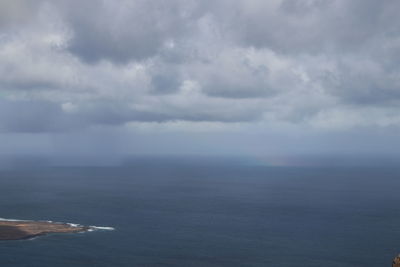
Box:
xmin=1 ymin=0 xmax=400 ymax=134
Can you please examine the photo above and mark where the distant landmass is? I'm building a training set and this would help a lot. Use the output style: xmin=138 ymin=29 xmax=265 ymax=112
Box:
xmin=0 ymin=219 xmax=113 ymax=240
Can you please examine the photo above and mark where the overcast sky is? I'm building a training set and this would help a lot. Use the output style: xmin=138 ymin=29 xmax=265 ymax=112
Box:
xmin=1 ymin=0 xmax=400 ymax=162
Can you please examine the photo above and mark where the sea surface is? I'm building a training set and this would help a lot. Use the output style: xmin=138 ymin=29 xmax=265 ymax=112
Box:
xmin=0 ymin=156 xmax=399 ymax=266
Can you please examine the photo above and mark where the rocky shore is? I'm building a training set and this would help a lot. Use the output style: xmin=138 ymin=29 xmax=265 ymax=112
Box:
xmin=0 ymin=220 xmax=89 ymax=240
xmin=393 ymin=254 xmax=400 ymax=267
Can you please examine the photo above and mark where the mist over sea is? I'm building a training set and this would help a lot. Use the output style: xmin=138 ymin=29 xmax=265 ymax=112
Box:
xmin=0 ymin=156 xmax=399 ymax=266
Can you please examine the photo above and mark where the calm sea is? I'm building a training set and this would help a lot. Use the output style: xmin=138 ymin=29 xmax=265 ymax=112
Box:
xmin=0 ymin=157 xmax=399 ymax=266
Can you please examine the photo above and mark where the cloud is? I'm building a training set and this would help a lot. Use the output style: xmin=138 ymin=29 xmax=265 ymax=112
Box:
xmin=0 ymin=0 xmax=39 ymax=27
xmin=222 ymin=0 xmax=400 ymax=54
xmin=1 ymin=0 xmax=400 ymax=136
xmin=58 ymin=0 xmax=205 ymax=63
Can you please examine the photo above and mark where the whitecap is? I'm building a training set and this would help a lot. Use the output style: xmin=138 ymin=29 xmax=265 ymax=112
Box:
xmin=89 ymin=226 xmax=115 ymax=231
xmin=67 ymin=223 xmax=82 ymax=228
xmin=0 ymin=218 xmax=25 ymax=222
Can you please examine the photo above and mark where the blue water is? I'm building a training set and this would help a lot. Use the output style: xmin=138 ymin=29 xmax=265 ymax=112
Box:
xmin=0 ymin=157 xmax=399 ymax=266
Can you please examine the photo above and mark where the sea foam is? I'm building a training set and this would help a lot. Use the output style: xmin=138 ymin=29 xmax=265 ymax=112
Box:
xmin=0 ymin=218 xmax=24 ymax=222
xmin=88 ymin=226 xmax=115 ymax=231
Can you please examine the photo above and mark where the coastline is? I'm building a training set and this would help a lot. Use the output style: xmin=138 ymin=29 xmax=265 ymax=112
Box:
xmin=0 ymin=219 xmax=114 ymax=241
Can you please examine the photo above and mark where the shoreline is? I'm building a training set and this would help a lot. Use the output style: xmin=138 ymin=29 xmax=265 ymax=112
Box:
xmin=0 ymin=219 xmax=113 ymax=241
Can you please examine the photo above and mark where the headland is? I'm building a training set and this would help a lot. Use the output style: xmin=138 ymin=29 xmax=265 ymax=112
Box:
xmin=0 ymin=220 xmax=93 ymax=240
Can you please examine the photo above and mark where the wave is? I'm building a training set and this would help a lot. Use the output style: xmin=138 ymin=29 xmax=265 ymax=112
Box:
xmin=88 ymin=226 xmax=115 ymax=231
xmin=0 ymin=218 xmax=25 ymax=222
xmin=67 ymin=223 xmax=115 ymax=231
xmin=65 ymin=223 xmax=115 ymax=232
xmin=0 ymin=218 xmax=56 ymax=223
xmin=67 ymin=223 xmax=82 ymax=227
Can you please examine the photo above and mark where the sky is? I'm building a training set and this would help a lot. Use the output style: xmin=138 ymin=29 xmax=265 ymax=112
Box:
xmin=1 ymin=0 xmax=400 ymax=163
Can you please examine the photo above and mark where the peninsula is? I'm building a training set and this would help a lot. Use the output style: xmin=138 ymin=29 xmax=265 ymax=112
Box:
xmin=0 ymin=220 xmax=90 ymax=240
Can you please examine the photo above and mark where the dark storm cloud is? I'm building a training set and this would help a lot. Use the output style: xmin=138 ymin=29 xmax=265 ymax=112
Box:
xmin=227 ymin=0 xmax=400 ymax=54
xmin=321 ymin=61 xmax=400 ymax=105
xmin=1 ymin=0 xmax=400 ymax=134
xmin=75 ymin=100 xmax=262 ymax=125
xmin=0 ymin=97 xmax=261 ymax=133
xmin=151 ymin=73 xmax=181 ymax=94
xmin=59 ymin=0 xmax=205 ymax=63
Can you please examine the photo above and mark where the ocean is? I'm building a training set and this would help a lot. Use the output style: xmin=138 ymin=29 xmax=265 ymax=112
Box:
xmin=0 ymin=156 xmax=399 ymax=266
